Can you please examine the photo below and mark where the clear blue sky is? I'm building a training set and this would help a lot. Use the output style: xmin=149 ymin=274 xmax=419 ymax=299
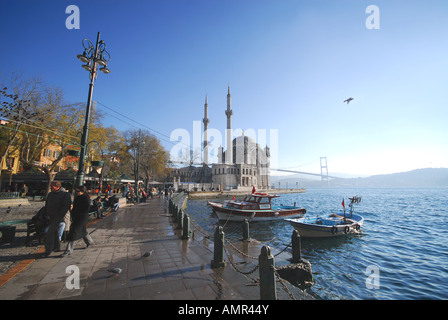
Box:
xmin=1 ymin=0 xmax=447 ymax=176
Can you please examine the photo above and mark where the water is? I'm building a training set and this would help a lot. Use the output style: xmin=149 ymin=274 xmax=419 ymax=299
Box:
xmin=185 ymin=188 xmax=448 ymax=300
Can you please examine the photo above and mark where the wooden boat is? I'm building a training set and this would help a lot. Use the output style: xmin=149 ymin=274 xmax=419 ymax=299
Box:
xmin=208 ymin=192 xmax=306 ymax=222
xmin=287 ymin=196 xmax=363 ymax=238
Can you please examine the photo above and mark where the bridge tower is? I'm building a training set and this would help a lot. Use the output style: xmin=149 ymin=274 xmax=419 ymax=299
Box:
xmin=320 ymin=157 xmax=329 ymax=186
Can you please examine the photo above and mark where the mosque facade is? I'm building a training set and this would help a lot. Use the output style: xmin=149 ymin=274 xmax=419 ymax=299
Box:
xmin=175 ymin=86 xmax=271 ymax=191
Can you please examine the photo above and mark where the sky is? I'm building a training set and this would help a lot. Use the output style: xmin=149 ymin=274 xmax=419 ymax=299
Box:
xmin=1 ymin=0 xmax=447 ymax=177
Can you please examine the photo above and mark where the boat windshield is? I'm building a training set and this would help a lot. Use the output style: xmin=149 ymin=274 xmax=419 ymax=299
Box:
xmin=259 ymin=197 xmax=270 ymax=204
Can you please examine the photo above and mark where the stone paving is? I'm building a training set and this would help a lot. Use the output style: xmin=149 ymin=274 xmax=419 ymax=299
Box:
xmin=0 ymin=197 xmax=314 ymax=301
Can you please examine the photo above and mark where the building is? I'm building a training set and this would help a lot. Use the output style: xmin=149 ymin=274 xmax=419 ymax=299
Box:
xmin=175 ymin=86 xmax=271 ymax=192
xmin=211 ymin=86 xmax=270 ymax=191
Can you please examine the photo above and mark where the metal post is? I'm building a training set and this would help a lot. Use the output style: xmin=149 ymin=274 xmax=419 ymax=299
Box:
xmin=211 ymin=226 xmax=226 ymax=268
xmin=182 ymin=213 xmax=190 ymax=239
xmin=135 ymin=129 xmax=141 ymax=203
xmin=291 ymin=230 xmax=302 ymax=263
xmin=169 ymin=199 xmax=173 ymax=214
xmin=259 ymin=245 xmax=277 ymax=300
xmin=173 ymin=204 xmax=178 ymax=221
xmin=177 ymin=209 xmax=184 ymax=230
xmin=75 ymin=32 xmax=101 ymax=187
xmin=242 ymin=219 xmax=250 ymax=241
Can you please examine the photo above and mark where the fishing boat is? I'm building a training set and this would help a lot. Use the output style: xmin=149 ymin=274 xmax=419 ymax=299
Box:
xmin=208 ymin=193 xmax=306 ymax=222
xmin=287 ymin=196 xmax=363 ymax=238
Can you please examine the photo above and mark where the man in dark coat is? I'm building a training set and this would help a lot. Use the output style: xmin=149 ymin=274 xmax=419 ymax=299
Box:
xmin=42 ymin=181 xmax=71 ymax=257
xmin=61 ymin=185 xmax=94 ymax=256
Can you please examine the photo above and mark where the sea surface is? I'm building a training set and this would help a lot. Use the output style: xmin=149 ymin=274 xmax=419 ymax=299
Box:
xmin=185 ymin=187 xmax=448 ymax=300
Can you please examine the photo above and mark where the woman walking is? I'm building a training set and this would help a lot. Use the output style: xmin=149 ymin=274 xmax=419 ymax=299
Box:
xmin=61 ymin=185 xmax=94 ymax=256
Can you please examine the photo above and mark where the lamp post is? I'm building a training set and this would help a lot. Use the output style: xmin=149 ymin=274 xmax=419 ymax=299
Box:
xmin=135 ymin=129 xmax=142 ymax=202
xmin=74 ymin=32 xmax=111 ymax=187
xmin=85 ymin=140 xmax=103 ymax=193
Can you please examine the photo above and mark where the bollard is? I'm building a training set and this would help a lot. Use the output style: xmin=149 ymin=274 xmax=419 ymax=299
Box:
xmin=242 ymin=219 xmax=250 ymax=241
xmin=177 ymin=209 xmax=184 ymax=230
xmin=182 ymin=213 xmax=190 ymax=239
xmin=173 ymin=204 xmax=178 ymax=221
xmin=259 ymin=245 xmax=277 ymax=300
xmin=291 ymin=230 xmax=301 ymax=263
xmin=211 ymin=226 xmax=226 ymax=268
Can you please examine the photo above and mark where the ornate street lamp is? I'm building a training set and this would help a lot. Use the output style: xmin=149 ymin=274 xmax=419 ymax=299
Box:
xmin=74 ymin=32 xmax=111 ymax=187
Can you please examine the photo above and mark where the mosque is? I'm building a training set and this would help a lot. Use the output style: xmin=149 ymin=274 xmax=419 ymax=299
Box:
xmin=173 ymin=86 xmax=271 ymax=192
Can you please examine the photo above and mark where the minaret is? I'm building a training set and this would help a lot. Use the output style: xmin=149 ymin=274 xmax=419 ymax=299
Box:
xmin=225 ymin=85 xmax=233 ymax=164
xmin=203 ymin=95 xmax=210 ymax=165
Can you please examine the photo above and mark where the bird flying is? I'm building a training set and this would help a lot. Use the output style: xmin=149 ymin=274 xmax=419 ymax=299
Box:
xmin=344 ymin=97 xmax=354 ymax=104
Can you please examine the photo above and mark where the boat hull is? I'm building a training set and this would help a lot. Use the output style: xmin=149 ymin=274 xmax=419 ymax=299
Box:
xmin=208 ymin=201 xmax=306 ymax=222
xmin=287 ymin=214 xmax=364 ymax=238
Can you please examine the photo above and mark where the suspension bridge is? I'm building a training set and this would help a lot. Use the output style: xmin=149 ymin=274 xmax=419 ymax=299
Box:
xmin=171 ymin=157 xmax=340 ymax=182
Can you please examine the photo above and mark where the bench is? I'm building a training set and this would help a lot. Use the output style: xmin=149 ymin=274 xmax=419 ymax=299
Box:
xmin=25 ymin=220 xmax=46 ymax=246
xmin=0 ymin=225 xmax=17 ymax=244
xmin=25 ymin=207 xmax=48 ymax=246
xmin=89 ymin=201 xmax=114 ymax=216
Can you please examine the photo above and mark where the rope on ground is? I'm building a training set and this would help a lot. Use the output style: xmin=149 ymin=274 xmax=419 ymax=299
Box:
xmin=274 ymin=267 xmax=296 ymax=300
xmin=181 ymin=195 xmax=299 ymax=300
xmin=223 ymin=242 xmax=259 ymax=276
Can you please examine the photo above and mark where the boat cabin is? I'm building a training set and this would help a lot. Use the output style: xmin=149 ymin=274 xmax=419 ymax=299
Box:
xmin=226 ymin=193 xmax=279 ymax=210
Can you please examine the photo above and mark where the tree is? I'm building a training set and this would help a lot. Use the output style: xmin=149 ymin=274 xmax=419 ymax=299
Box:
xmin=17 ymin=85 xmax=85 ymax=193
xmin=0 ymin=72 xmax=44 ymax=170
xmin=123 ymin=129 xmax=169 ymax=188
xmin=140 ymin=133 xmax=170 ymax=184
xmin=1 ymin=72 xmax=121 ymax=194
xmin=89 ymin=125 xmax=126 ymax=191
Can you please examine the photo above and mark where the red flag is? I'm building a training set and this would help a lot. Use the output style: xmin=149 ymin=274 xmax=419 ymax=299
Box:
xmin=252 ymin=185 xmax=256 ymax=194
xmin=342 ymin=199 xmax=345 ymax=208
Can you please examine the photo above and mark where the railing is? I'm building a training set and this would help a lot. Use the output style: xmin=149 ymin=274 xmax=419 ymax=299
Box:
xmin=0 ymin=192 xmax=21 ymax=199
xmin=167 ymin=193 xmax=314 ymax=300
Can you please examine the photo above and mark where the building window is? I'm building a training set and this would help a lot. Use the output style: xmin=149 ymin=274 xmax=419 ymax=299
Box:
xmin=44 ymin=149 xmax=51 ymax=157
xmin=6 ymin=157 xmax=14 ymax=169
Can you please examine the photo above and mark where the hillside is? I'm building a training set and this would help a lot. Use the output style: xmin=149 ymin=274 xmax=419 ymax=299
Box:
xmin=271 ymin=168 xmax=448 ymax=188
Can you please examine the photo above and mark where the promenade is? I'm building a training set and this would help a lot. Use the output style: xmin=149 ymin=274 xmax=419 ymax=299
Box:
xmin=0 ymin=196 xmax=313 ymax=301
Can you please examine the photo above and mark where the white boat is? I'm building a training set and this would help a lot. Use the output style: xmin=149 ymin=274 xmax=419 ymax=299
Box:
xmin=287 ymin=196 xmax=363 ymax=238
xmin=208 ymin=193 xmax=306 ymax=222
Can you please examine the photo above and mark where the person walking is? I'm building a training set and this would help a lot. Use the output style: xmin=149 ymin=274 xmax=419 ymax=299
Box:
xmin=42 ymin=181 xmax=71 ymax=257
xmin=61 ymin=185 xmax=94 ymax=257
xmin=93 ymin=195 xmax=104 ymax=219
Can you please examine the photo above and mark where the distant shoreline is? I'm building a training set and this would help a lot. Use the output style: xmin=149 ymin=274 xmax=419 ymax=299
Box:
xmin=187 ymin=188 xmax=306 ymax=199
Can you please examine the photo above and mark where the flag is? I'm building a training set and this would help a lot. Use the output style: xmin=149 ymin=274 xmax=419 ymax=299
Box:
xmin=342 ymin=199 xmax=345 ymax=208
xmin=252 ymin=185 xmax=256 ymax=194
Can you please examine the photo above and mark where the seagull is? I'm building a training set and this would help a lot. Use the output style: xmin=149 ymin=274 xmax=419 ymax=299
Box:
xmin=344 ymin=97 xmax=354 ymax=104
xmin=142 ymin=250 xmax=153 ymax=259
xmin=107 ymin=267 xmax=122 ymax=275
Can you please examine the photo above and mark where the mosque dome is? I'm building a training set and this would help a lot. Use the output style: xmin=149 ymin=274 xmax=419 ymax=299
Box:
xmin=232 ymin=134 xmax=257 ymax=147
